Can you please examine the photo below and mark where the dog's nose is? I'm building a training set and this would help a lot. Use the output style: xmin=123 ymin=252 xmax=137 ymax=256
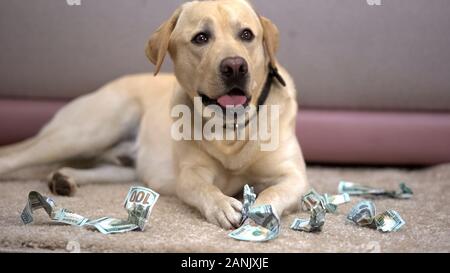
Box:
xmin=220 ymin=57 xmax=248 ymax=81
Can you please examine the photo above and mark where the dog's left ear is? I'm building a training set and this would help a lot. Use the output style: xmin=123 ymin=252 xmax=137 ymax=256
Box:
xmin=260 ymin=16 xmax=280 ymax=69
xmin=146 ymin=8 xmax=182 ymax=76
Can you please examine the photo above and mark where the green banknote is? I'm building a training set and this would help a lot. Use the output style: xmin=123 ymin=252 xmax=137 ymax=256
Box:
xmin=87 ymin=217 xmax=139 ymax=234
xmin=373 ymin=210 xmax=406 ymax=232
xmin=240 ymin=184 xmax=257 ymax=225
xmin=302 ymin=189 xmax=350 ymax=213
xmin=21 ymin=191 xmax=56 ymax=224
xmin=339 ymin=181 xmax=413 ymax=199
xmin=123 ymin=186 xmax=159 ymax=231
xmin=301 ymin=189 xmax=325 ymax=212
xmin=248 ymin=204 xmax=280 ymax=236
xmin=52 ymin=208 xmax=89 ymax=226
xmin=229 ymin=223 xmax=273 ymax=242
xmin=347 ymin=200 xmax=376 ymax=227
xmin=20 ymin=186 xmax=159 ymax=235
xmin=347 ymin=200 xmax=406 ymax=232
xmin=291 ymin=203 xmax=326 ymax=232
xmin=291 ymin=188 xmax=350 ymax=233
xmin=229 ymin=185 xmax=280 ymax=242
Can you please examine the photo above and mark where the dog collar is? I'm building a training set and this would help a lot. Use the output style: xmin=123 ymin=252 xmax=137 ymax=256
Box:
xmin=256 ymin=65 xmax=287 ymax=113
xmin=227 ymin=65 xmax=286 ymax=130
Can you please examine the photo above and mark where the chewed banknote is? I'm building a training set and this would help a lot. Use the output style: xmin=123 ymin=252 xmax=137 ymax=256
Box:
xmin=20 ymin=186 xmax=159 ymax=235
xmin=229 ymin=185 xmax=280 ymax=242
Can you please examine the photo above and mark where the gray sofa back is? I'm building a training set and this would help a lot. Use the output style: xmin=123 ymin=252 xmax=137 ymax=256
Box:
xmin=1 ymin=0 xmax=449 ymax=111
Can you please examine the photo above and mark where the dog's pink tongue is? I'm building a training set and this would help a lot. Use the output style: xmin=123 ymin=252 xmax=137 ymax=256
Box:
xmin=217 ymin=95 xmax=247 ymax=107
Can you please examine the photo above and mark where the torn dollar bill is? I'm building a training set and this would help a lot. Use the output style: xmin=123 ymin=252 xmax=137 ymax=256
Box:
xmin=339 ymin=181 xmax=413 ymax=199
xmin=291 ymin=188 xmax=350 ymax=233
xmin=229 ymin=185 xmax=280 ymax=242
xmin=347 ymin=200 xmax=406 ymax=232
xmin=240 ymin=184 xmax=257 ymax=225
xmin=302 ymin=189 xmax=350 ymax=213
xmin=347 ymin=200 xmax=377 ymax=227
xmin=21 ymin=191 xmax=57 ymax=225
xmin=373 ymin=210 xmax=406 ymax=232
xmin=291 ymin=203 xmax=326 ymax=232
xmin=20 ymin=186 xmax=159 ymax=235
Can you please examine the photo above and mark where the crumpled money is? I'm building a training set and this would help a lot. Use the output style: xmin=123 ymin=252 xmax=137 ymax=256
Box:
xmin=240 ymin=183 xmax=257 ymax=225
xmin=291 ymin=189 xmax=350 ymax=233
xmin=229 ymin=185 xmax=280 ymax=242
xmin=302 ymin=189 xmax=350 ymax=214
xmin=339 ymin=181 xmax=413 ymax=199
xmin=21 ymin=186 xmax=159 ymax=235
xmin=347 ymin=200 xmax=406 ymax=232
xmin=291 ymin=203 xmax=326 ymax=232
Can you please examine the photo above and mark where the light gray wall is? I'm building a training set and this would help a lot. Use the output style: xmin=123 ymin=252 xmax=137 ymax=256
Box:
xmin=1 ymin=0 xmax=450 ymax=111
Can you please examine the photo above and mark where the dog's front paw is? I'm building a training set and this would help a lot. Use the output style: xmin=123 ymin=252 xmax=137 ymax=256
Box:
xmin=48 ymin=170 xmax=77 ymax=196
xmin=203 ymin=195 xmax=243 ymax=230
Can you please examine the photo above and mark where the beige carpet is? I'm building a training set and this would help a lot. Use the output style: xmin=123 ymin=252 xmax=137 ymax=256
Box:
xmin=0 ymin=164 xmax=449 ymax=253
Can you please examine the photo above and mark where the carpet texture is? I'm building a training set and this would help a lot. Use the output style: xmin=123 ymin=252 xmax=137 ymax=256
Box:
xmin=0 ymin=164 xmax=449 ymax=253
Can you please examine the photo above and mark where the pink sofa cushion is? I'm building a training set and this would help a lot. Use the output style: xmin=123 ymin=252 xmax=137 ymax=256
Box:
xmin=0 ymin=99 xmax=65 ymax=144
xmin=297 ymin=109 xmax=450 ymax=165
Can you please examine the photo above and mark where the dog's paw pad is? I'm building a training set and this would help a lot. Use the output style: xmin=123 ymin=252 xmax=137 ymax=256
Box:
xmin=204 ymin=196 xmax=243 ymax=230
xmin=48 ymin=172 xmax=77 ymax=197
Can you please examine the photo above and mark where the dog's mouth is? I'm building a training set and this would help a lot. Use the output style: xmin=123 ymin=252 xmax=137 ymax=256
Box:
xmin=200 ymin=88 xmax=250 ymax=110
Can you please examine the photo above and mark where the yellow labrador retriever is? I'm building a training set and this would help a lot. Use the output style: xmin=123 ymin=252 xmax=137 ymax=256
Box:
xmin=0 ymin=0 xmax=308 ymax=229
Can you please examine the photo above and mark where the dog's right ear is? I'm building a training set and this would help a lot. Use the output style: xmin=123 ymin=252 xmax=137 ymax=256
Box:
xmin=146 ymin=8 xmax=182 ymax=76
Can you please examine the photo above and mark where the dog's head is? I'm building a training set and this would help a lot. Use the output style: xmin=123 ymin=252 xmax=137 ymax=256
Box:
xmin=146 ymin=0 xmax=280 ymax=110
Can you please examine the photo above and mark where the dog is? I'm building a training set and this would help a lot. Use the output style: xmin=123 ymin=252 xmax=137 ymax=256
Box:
xmin=0 ymin=0 xmax=308 ymax=230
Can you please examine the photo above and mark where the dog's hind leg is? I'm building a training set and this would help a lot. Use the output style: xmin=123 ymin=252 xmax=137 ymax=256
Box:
xmin=0 ymin=138 xmax=37 ymax=156
xmin=48 ymin=165 xmax=137 ymax=196
xmin=0 ymin=83 xmax=142 ymax=176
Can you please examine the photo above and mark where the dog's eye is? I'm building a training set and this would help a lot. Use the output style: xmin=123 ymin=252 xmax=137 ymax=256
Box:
xmin=192 ymin=32 xmax=210 ymax=45
xmin=240 ymin=29 xmax=254 ymax=42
